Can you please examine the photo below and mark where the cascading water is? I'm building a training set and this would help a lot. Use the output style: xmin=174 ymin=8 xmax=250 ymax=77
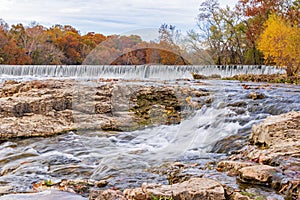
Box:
xmin=0 ymin=77 xmax=299 ymax=200
xmin=0 ymin=65 xmax=284 ymax=80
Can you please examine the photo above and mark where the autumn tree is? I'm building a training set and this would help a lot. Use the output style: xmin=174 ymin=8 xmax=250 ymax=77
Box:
xmin=81 ymin=32 xmax=106 ymax=60
xmin=0 ymin=20 xmax=192 ymax=65
xmin=0 ymin=29 xmax=32 ymax=64
xmin=0 ymin=20 xmax=32 ymax=64
xmin=236 ymin=0 xmax=299 ymax=64
xmin=53 ymin=25 xmax=83 ymax=64
xmin=157 ymin=24 xmax=188 ymax=65
xmin=258 ymin=14 xmax=300 ymax=76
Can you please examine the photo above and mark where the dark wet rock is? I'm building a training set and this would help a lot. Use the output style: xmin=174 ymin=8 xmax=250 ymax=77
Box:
xmin=248 ymin=92 xmax=265 ymax=100
xmin=212 ymin=134 xmax=248 ymax=154
xmin=228 ymin=101 xmax=248 ymax=108
xmin=149 ymin=162 xmax=203 ymax=184
xmin=0 ymin=79 xmax=211 ymax=139
xmin=210 ymin=74 xmax=222 ymax=79
xmin=192 ymin=73 xmax=207 ymax=79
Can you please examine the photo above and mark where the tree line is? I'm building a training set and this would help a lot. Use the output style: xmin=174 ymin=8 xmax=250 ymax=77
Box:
xmin=193 ymin=0 xmax=299 ymax=75
xmin=0 ymin=0 xmax=299 ymax=75
xmin=0 ymin=21 xmax=196 ymax=66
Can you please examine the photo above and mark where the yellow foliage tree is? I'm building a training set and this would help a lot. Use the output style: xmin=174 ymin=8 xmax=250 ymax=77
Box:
xmin=258 ymin=14 xmax=300 ymax=76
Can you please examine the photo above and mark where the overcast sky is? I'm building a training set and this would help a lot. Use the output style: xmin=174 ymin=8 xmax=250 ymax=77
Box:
xmin=0 ymin=0 xmax=238 ymax=36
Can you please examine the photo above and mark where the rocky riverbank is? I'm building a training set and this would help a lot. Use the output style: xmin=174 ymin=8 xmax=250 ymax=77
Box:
xmin=191 ymin=72 xmax=300 ymax=85
xmin=0 ymin=79 xmax=211 ymax=140
xmin=223 ymin=74 xmax=300 ymax=85
xmin=88 ymin=111 xmax=300 ymax=200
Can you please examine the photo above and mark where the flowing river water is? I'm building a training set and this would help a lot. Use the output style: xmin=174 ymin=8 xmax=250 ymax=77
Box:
xmin=0 ymin=66 xmax=299 ymax=199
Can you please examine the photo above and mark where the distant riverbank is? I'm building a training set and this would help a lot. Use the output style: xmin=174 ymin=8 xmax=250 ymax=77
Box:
xmin=223 ymin=74 xmax=300 ymax=85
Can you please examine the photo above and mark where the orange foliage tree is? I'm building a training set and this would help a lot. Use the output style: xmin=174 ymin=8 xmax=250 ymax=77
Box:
xmin=1 ymin=20 xmax=190 ymax=65
xmin=0 ymin=28 xmax=32 ymax=64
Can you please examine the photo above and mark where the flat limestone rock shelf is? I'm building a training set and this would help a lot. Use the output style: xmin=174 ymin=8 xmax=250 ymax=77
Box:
xmin=0 ymin=79 xmax=211 ymax=139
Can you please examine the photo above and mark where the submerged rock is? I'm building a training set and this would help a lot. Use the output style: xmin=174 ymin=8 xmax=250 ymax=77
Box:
xmin=248 ymin=92 xmax=265 ymax=100
xmin=0 ymin=79 xmax=211 ymax=139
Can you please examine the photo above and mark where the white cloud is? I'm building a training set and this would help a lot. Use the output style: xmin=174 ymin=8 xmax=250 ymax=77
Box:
xmin=0 ymin=0 xmax=238 ymax=36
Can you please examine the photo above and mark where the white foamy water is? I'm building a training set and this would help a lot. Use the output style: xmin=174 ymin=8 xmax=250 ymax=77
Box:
xmin=90 ymin=106 xmax=241 ymax=180
xmin=0 ymin=65 xmax=284 ymax=80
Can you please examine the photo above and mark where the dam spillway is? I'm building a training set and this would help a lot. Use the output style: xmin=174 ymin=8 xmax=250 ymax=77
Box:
xmin=0 ymin=65 xmax=284 ymax=80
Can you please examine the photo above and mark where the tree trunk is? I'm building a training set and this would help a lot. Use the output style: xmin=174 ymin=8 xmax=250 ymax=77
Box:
xmin=286 ymin=66 xmax=293 ymax=77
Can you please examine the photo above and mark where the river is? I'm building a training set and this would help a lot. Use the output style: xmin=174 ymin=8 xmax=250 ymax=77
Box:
xmin=0 ymin=65 xmax=298 ymax=199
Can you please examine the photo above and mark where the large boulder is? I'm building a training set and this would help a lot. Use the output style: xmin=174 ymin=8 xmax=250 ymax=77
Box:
xmin=224 ymin=111 xmax=300 ymax=199
xmin=250 ymin=111 xmax=300 ymax=148
xmin=238 ymin=165 xmax=278 ymax=185
xmin=245 ymin=111 xmax=300 ymax=163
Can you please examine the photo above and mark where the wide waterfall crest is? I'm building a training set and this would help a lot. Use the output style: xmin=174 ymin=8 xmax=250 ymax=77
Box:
xmin=0 ymin=65 xmax=284 ymax=80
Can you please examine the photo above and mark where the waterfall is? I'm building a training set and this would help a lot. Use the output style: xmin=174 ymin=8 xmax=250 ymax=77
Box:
xmin=0 ymin=65 xmax=284 ymax=80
